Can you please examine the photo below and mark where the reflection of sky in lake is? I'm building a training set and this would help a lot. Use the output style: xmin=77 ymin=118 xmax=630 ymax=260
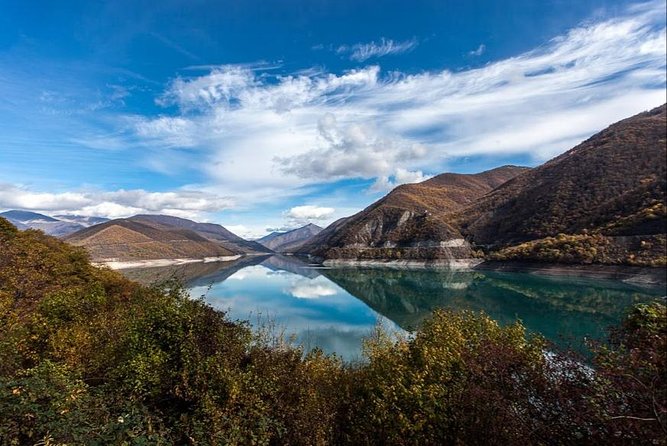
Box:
xmin=126 ymin=255 xmax=666 ymax=361
xmin=190 ymin=265 xmax=401 ymax=361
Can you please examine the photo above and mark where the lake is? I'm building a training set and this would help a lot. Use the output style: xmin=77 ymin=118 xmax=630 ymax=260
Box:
xmin=122 ymin=255 xmax=664 ymax=361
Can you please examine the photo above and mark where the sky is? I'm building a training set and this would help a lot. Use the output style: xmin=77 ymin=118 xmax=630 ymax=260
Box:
xmin=0 ymin=0 xmax=665 ymax=239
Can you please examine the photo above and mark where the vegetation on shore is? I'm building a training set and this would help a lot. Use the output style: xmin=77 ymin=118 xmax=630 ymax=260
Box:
xmin=1 ymin=217 xmax=666 ymax=445
xmin=490 ymin=233 xmax=667 ymax=267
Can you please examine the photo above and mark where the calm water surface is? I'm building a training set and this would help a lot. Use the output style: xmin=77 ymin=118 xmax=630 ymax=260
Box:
xmin=123 ymin=255 xmax=664 ymax=361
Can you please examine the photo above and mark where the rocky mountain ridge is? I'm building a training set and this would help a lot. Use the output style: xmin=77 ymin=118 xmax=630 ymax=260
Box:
xmin=0 ymin=210 xmax=88 ymax=237
xmin=128 ymin=214 xmax=272 ymax=254
xmin=299 ymin=105 xmax=667 ymax=267
xmin=298 ymin=166 xmax=529 ymax=261
xmin=257 ymin=223 xmax=323 ymax=252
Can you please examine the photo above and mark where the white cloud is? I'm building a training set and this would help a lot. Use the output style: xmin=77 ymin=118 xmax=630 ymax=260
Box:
xmin=0 ymin=184 xmax=233 ymax=219
xmin=276 ymin=113 xmax=428 ymax=180
xmin=224 ymin=224 xmax=266 ymax=240
xmin=369 ymin=168 xmax=433 ymax=193
xmin=135 ymin=116 xmax=199 ymax=148
xmin=287 ymin=279 xmax=338 ymax=299
xmin=336 ymin=37 xmax=419 ymax=62
xmin=157 ymin=65 xmax=256 ymax=111
xmin=125 ymin=0 xmax=665 ymax=210
xmin=468 ymin=44 xmax=486 ymax=56
xmin=285 ymin=205 xmax=335 ymax=221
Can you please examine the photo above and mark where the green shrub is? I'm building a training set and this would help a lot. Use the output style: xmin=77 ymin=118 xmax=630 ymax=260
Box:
xmin=0 ymin=217 xmax=665 ymax=445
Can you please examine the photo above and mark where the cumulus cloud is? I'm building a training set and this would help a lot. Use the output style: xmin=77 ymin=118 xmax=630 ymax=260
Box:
xmin=224 ymin=224 xmax=265 ymax=239
xmin=287 ymin=279 xmax=338 ymax=299
xmin=285 ymin=205 xmax=335 ymax=221
xmin=127 ymin=0 xmax=666 ymax=207
xmin=336 ymin=37 xmax=419 ymax=62
xmin=369 ymin=168 xmax=433 ymax=193
xmin=0 ymin=184 xmax=233 ymax=219
xmin=277 ymin=113 xmax=428 ymax=180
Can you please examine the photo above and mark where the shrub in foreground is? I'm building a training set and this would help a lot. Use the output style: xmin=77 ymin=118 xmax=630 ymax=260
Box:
xmin=0 ymin=218 xmax=665 ymax=445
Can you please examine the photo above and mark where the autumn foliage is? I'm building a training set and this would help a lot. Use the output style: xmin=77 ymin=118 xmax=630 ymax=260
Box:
xmin=0 ymin=218 xmax=665 ymax=445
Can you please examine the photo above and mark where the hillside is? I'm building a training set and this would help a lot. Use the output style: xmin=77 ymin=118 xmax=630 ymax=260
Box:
xmin=299 ymin=166 xmax=529 ymax=260
xmin=300 ymin=105 xmax=666 ymax=266
xmin=458 ymin=104 xmax=667 ymax=265
xmin=129 ymin=214 xmax=272 ymax=254
xmin=65 ymin=218 xmax=236 ymax=261
xmin=258 ymin=223 xmax=323 ymax=252
xmin=0 ymin=210 xmax=85 ymax=237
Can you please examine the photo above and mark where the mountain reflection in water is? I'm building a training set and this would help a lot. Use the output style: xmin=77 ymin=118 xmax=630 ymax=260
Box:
xmin=121 ymin=255 xmax=663 ymax=360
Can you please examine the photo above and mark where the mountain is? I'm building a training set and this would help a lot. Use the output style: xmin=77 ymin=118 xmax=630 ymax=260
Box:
xmin=0 ymin=210 xmax=85 ymax=237
xmin=257 ymin=224 xmax=323 ymax=252
xmin=65 ymin=218 xmax=236 ymax=262
xmin=300 ymin=105 xmax=667 ymax=267
xmin=298 ymin=166 xmax=529 ymax=260
xmin=54 ymin=214 xmax=110 ymax=227
xmin=460 ymin=104 xmax=667 ymax=244
xmin=457 ymin=104 xmax=666 ymax=265
xmin=128 ymin=215 xmax=272 ymax=254
xmin=0 ymin=210 xmax=58 ymax=222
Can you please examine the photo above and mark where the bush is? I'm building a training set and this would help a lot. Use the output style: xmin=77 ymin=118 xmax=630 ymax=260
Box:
xmin=0 ymin=218 xmax=665 ymax=445
xmin=490 ymin=233 xmax=667 ymax=266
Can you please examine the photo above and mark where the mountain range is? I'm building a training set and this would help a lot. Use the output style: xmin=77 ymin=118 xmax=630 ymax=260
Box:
xmin=457 ymin=105 xmax=667 ymax=245
xmin=64 ymin=215 xmax=277 ymax=262
xmin=64 ymin=218 xmax=238 ymax=262
xmin=299 ymin=104 xmax=667 ymax=267
xmin=298 ymin=166 xmax=528 ymax=260
xmin=0 ymin=210 xmax=107 ymax=237
xmin=3 ymin=105 xmax=665 ymax=268
xmin=257 ymin=223 xmax=323 ymax=252
xmin=0 ymin=209 xmax=325 ymax=263
xmin=127 ymin=214 xmax=271 ymax=254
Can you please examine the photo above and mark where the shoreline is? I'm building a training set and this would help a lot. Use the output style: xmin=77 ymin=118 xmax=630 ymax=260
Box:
xmin=321 ymin=258 xmax=484 ymax=269
xmin=473 ymin=260 xmax=667 ymax=288
xmin=99 ymin=253 xmax=666 ymax=290
xmin=318 ymin=257 xmax=666 ymax=289
xmin=95 ymin=255 xmax=242 ymax=270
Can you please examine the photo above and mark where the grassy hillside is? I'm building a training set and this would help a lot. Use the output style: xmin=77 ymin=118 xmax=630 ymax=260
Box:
xmin=458 ymin=104 xmax=667 ymax=264
xmin=65 ymin=218 xmax=236 ymax=261
xmin=0 ymin=217 xmax=665 ymax=444
xmin=129 ymin=214 xmax=272 ymax=254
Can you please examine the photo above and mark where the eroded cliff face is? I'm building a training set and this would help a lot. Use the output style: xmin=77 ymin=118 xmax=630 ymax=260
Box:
xmin=318 ymin=210 xmax=477 ymax=261
xmin=299 ymin=166 xmax=527 ymax=261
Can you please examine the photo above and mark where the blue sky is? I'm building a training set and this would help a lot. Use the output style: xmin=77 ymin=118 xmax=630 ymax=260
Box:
xmin=0 ymin=0 xmax=665 ymax=238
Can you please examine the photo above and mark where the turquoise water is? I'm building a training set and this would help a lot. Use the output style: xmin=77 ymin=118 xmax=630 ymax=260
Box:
xmin=123 ymin=255 xmax=664 ymax=361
